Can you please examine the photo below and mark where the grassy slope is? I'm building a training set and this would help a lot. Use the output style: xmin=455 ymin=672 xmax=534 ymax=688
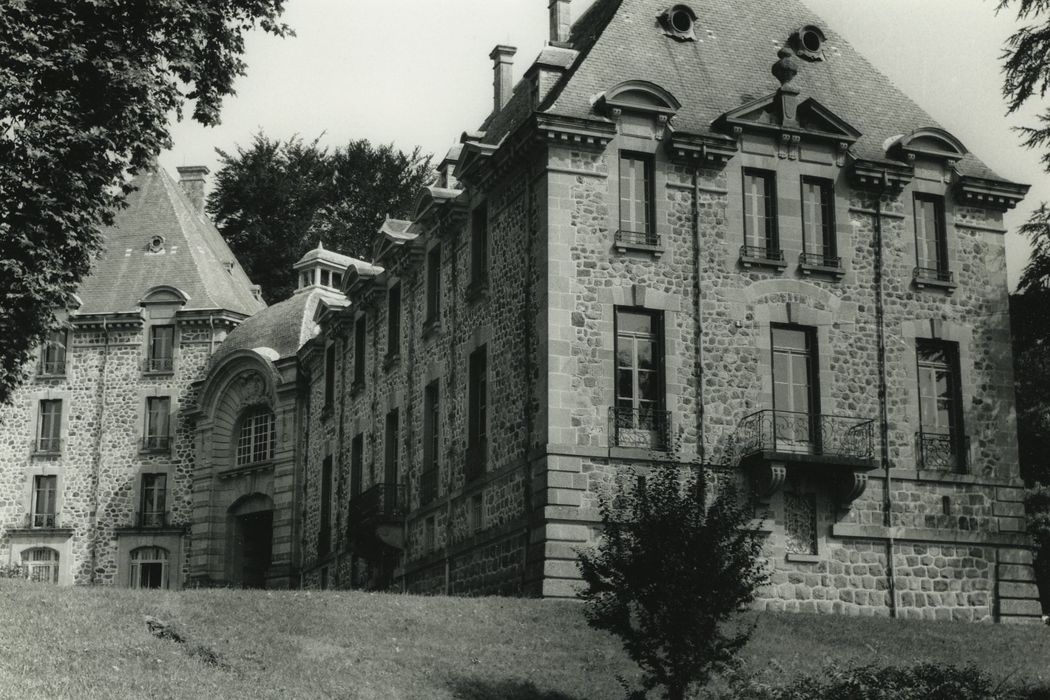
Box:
xmin=0 ymin=579 xmax=1047 ymax=700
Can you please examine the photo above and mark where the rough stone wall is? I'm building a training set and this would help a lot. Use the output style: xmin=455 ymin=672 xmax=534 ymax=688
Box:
xmin=0 ymin=318 xmax=214 ymax=588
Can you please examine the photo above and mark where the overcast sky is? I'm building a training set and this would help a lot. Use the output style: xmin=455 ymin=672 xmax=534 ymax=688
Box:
xmin=159 ymin=0 xmax=1048 ymax=291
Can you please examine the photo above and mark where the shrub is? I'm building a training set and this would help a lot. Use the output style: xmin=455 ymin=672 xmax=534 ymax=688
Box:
xmin=577 ymin=463 xmax=767 ymax=700
xmin=1027 ymin=484 xmax=1050 ymax=615
xmin=0 ymin=563 xmax=27 ymax=579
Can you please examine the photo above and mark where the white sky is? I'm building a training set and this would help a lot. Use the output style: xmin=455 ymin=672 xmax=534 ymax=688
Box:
xmin=160 ymin=0 xmax=1049 ymax=291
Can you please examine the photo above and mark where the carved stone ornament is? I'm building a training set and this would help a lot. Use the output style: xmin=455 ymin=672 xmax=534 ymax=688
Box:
xmin=237 ymin=371 xmax=268 ymax=407
xmin=771 ymin=47 xmax=800 ymax=87
xmin=751 ymin=462 xmax=787 ymax=499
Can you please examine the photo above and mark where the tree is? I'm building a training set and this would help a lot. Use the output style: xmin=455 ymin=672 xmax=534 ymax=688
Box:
xmin=207 ymin=133 xmax=433 ymax=303
xmin=0 ymin=0 xmax=290 ymax=404
xmin=1010 ymin=291 xmax=1050 ymax=485
xmin=577 ymin=464 xmax=768 ymax=700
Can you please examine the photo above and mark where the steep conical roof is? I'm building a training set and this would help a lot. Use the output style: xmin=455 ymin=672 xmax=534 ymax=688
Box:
xmin=76 ymin=165 xmax=265 ymax=316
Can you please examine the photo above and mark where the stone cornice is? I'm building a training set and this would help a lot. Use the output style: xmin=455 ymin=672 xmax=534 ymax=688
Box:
xmin=848 ymin=158 xmax=915 ymax=192
xmin=666 ymin=130 xmax=738 ymax=168
xmin=955 ymin=175 xmax=1030 ymax=212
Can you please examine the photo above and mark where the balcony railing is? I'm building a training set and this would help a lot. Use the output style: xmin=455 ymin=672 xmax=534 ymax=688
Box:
xmin=736 ymin=410 xmax=875 ymax=464
xmin=798 ymin=251 xmax=843 ymax=270
xmin=137 ymin=511 xmax=167 ymax=528
xmin=615 ymin=229 xmax=660 ymax=248
xmin=28 ymin=512 xmax=57 ymax=529
xmin=465 ymin=442 xmax=487 ymax=483
xmin=38 ymin=360 xmax=66 ymax=376
xmin=913 ymin=266 xmax=954 ymax=284
xmin=142 ymin=435 xmax=172 ymax=452
xmin=740 ymin=244 xmax=785 ymax=262
xmin=917 ymin=431 xmax=969 ymax=472
xmin=609 ymin=406 xmax=671 ymax=451
xmin=33 ymin=437 xmax=62 ymax=455
xmin=348 ymin=483 xmax=405 ymax=534
xmin=420 ymin=468 xmax=438 ymax=506
xmin=144 ymin=357 xmax=174 ymax=374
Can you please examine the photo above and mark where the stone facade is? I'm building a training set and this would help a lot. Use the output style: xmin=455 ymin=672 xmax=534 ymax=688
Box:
xmin=0 ymin=164 xmax=262 ymax=590
xmin=291 ymin=0 xmax=1042 ymax=622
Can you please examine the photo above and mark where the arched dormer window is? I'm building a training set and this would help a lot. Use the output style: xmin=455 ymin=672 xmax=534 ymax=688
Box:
xmin=236 ymin=407 xmax=275 ymax=466
xmin=130 ymin=546 xmax=169 ymax=589
xmin=886 ymin=128 xmax=967 ymax=165
xmin=598 ymin=80 xmax=682 ymax=120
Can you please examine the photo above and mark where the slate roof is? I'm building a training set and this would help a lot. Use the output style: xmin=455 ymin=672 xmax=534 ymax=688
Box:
xmin=76 ymin=165 xmax=264 ymax=316
xmin=482 ymin=0 xmax=1005 ymax=181
xmin=209 ymin=287 xmax=339 ymax=366
xmin=294 ymin=242 xmax=357 ymax=270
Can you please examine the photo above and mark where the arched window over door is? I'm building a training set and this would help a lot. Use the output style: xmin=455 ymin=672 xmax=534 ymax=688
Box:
xmin=21 ymin=547 xmax=59 ymax=584
xmin=130 ymin=546 xmax=169 ymax=589
xmin=236 ymin=407 xmax=275 ymax=466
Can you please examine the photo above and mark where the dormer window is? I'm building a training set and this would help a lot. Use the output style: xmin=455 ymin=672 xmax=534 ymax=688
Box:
xmin=659 ymin=5 xmax=697 ymax=41
xmin=793 ymin=25 xmax=827 ymax=61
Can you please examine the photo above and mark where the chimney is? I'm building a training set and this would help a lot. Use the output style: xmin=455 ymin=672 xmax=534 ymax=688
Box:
xmin=490 ymin=45 xmax=517 ymax=113
xmin=549 ymin=0 xmax=571 ymax=45
xmin=177 ymin=165 xmax=209 ymax=215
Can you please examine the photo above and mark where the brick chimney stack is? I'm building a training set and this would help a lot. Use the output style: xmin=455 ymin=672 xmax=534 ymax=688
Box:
xmin=549 ymin=0 xmax=571 ymax=45
xmin=490 ymin=45 xmax=517 ymax=113
xmin=176 ymin=165 xmax=209 ymax=215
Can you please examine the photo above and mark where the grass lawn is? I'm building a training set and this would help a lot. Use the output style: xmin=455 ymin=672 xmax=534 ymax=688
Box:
xmin=0 ymin=579 xmax=1047 ymax=699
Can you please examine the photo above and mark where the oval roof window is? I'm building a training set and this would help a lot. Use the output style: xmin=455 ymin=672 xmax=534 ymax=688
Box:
xmin=659 ymin=5 xmax=697 ymax=42
xmin=794 ymin=24 xmax=827 ymax=61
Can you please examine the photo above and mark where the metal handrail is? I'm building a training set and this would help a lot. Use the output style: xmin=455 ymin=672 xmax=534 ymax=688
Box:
xmin=913 ymin=266 xmax=954 ymax=283
xmin=740 ymin=244 xmax=784 ymax=261
xmin=609 ymin=406 xmax=671 ymax=451
xmin=736 ymin=409 xmax=875 ymax=461
xmin=916 ymin=431 xmax=969 ymax=472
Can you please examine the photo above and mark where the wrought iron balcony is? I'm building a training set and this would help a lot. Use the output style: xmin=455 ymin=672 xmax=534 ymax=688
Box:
xmin=739 ymin=244 xmax=787 ymax=269
xmin=144 ymin=357 xmax=174 ymax=374
xmin=912 ymin=266 xmax=955 ymax=287
xmin=465 ymin=442 xmax=487 ymax=483
xmin=137 ymin=511 xmax=168 ymax=528
xmin=609 ymin=406 xmax=671 ymax=451
xmin=736 ymin=410 xmax=875 ymax=465
xmin=736 ymin=410 xmax=876 ymax=502
xmin=142 ymin=435 xmax=171 ymax=452
xmin=38 ymin=360 xmax=66 ymax=376
xmin=916 ymin=431 xmax=969 ymax=472
xmin=798 ymin=251 xmax=844 ymax=278
xmin=420 ymin=468 xmax=438 ymax=506
xmin=28 ymin=512 xmax=57 ymax=529
xmin=32 ymin=437 xmax=62 ymax=455
xmin=349 ymin=483 xmax=405 ymax=532
xmin=615 ymin=229 xmax=661 ymax=249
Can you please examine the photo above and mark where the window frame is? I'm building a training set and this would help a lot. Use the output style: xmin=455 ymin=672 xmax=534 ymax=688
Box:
xmin=140 ymin=473 xmax=167 ymax=528
xmin=129 ymin=546 xmax=169 ymax=589
xmin=425 ymin=244 xmax=442 ymax=326
xmin=235 ymin=407 xmax=276 ymax=467
xmin=799 ymin=176 xmax=838 ymax=268
xmin=31 ymin=474 xmax=57 ymax=528
xmin=22 ymin=547 xmax=60 ymax=584
xmin=741 ymin=168 xmax=780 ymax=260
xmin=147 ymin=325 xmax=175 ymax=374
xmin=39 ymin=329 xmax=68 ymax=376
xmin=469 ymin=204 xmax=489 ymax=295
xmin=915 ymin=339 xmax=966 ymax=470
xmin=350 ymin=433 xmax=364 ymax=498
xmin=144 ymin=396 xmax=172 ymax=452
xmin=319 ymin=455 xmax=333 ymax=557
xmin=912 ymin=193 xmax=952 ymax=285
xmin=36 ymin=399 xmax=62 ymax=454
xmin=769 ymin=324 xmax=821 ymax=451
xmin=467 ymin=346 xmax=488 ymax=480
xmin=353 ymin=315 xmax=367 ymax=391
xmin=323 ymin=342 xmax=336 ymax=410
xmin=617 ymin=151 xmax=656 ymax=247
xmin=386 ymin=283 xmax=401 ymax=363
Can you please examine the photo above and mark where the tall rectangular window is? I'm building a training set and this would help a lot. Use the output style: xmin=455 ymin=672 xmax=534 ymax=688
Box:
xmin=426 ymin=245 xmax=441 ymax=325
xmin=144 ymin=397 xmax=171 ymax=451
xmin=148 ymin=325 xmax=175 ymax=373
xmin=618 ymin=152 xmax=654 ymax=244
xmin=800 ymin=177 xmax=836 ymax=264
xmin=771 ymin=326 xmax=819 ymax=450
xmin=350 ymin=433 xmax=364 ymax=498
xmin=324 ymin=343 xmax=336 ymax=409
xmin=467 ymin=346 xmax=488 ymax=480
xmin=614 ymin=309 xmax=665 ymax=445
xmin=384 ymin=409 xmax=399 ymax=486
xmin=319 ymin=456 xmax=333 ymax=556
xmin=386 ymin=283 xmax=401 ymax=361
xmin=37 ymin=399 xmax=62 ymax=453
xmin=470 ymin=204 xmax=489 ymax=291
xmin=422 ymin=382 xmax=440 ymax=504
xmin=742 ymin=169 xmax=778 ymax=257
xmin=916 ymin=340 xmax=965 ymax=470
xmin=31 ymin=475 xmax=57 ymax=528
xmin=914 ymin=194 xmax=948 ymax=275
xmin=39 ymin=329 xmax=68 ymax=376
xmin=353 ymin=315 xmax=366 ymax=389
xmin=140 ymin=474 xmax=167 ymax=527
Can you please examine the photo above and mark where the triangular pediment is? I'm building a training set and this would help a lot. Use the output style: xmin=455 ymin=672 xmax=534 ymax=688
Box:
xmin=716 ymin=93 xmax=861 ymax=143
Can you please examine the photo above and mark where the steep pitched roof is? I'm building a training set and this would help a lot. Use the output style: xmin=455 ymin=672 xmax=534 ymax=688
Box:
xmin=485 ymin=0 xmax=1004 ymax=181
xmin=76 ymin=165 xmax=265 ymax=316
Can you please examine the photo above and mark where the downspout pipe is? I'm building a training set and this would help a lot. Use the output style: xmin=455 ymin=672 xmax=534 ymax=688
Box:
xmin=89 ymin=316 xmax=111 ymax=584
xmin=872 ymin=177 xmax=898 ymax=618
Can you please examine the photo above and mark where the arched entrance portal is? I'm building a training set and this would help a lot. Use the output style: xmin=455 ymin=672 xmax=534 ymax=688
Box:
xmin=227 ymin=494 xmax=274 ymax=589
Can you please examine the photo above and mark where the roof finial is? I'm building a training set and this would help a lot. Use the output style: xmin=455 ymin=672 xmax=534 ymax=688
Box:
xmin=772 ymin=46 xmax=799 ymax=87
xmin=772 ymin=47 xmax=801 ymax=127
xmin=317 ymin=241 xmax=324 ymax=250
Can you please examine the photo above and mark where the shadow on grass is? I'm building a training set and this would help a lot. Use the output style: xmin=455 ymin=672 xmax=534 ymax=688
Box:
xmin=446 ymin=675 xmax=587 ymax=700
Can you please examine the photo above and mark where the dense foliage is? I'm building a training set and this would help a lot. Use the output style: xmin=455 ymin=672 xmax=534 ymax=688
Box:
xmin=0 ymin=0 xmax=290 ymax=404
xmin=206 ymin=133 xmax=432 ymax=303
xmin=577 ymin=465 xmax=767 ymax=700
xmin=1011 ymin=292 xmax=1050 ymax=485
xmin=725 ymin=662 xmax=1050 ymax=700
